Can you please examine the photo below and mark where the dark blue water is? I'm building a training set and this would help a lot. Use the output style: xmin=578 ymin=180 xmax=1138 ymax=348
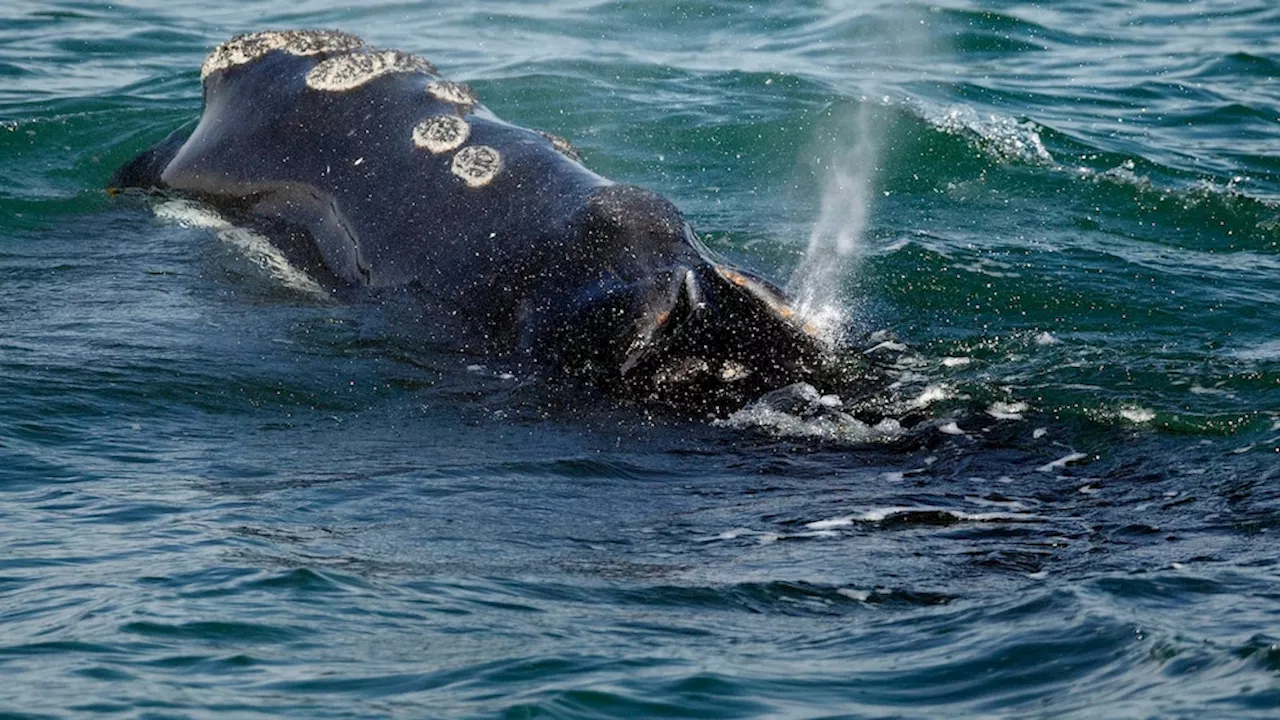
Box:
xmin=2 ymin=1 xmax=1278 ymax=717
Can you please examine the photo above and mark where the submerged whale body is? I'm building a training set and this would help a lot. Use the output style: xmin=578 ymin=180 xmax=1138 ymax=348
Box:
xmin=112 ymin=30 xmax=836 ymax=408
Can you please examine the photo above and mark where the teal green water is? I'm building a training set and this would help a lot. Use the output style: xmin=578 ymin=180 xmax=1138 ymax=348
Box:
xmin=2 ymin=1 xmax=1278 ymax=718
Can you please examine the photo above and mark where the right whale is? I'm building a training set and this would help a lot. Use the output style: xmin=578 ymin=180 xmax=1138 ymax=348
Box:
xmin=110 ymin=30 xmax=842 ymax=409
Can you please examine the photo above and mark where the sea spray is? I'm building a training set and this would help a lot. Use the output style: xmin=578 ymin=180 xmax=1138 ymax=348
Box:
xmin=788 ymin=100 xmax=884 ymax=341
xmin=788 ymin=7 xmax=936 ymax=341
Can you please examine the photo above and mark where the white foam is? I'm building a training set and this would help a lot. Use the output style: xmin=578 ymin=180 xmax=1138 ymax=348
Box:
xmin=1091 ymin=159 xmax=1153 ymax=190
xmin=807 ymin=506 xmax=1037 ymax=529
xmin=1034 ymin=331 xmax=1060 ymax=346
xmin=202 ymin=30 xmax=365 ymax=82
xmin=153 ymin=199 xmax=327 ymax=298
xmin=954 ymin=257 xmax=1022 ymax=278
xmin=698 ymin=527 xmax=835 ymax=544
xmin=716 ymin=402 xmax=904 ymax=444
xmin=806 ymin=516 xmax=855 ymax=530
xmin=1118 ymin=405 xmax=1155 ymax=423
xmin=987 ymin=401 xmax=1028 ymax=420
xmin=789 ymin=299 xmax=846 ymax=343
xmin=929 ymin=103 xmax=1054 ymax=165
xmin=1228 ymin=335 xmax=1280 ymax=358
xmin=910 ymin=384 xmax=951 ymax=408
xmin=1037 ymin=452 xmax=1088 ymax=473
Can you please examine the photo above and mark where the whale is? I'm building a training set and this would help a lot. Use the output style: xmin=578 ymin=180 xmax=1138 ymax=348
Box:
xmin=110 ymin=30 xmax=836 ymax=408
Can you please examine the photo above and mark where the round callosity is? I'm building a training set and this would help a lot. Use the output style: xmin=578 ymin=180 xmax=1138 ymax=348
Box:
xmin=307 ymin=50 xmax=437 ymax=92
xmin=451 ymin=145 xmax=502 ymax=187
xmin=412 ymin=115 xmax=471 ymax=154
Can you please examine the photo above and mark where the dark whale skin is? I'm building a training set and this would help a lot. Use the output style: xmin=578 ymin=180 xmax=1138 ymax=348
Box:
xmin=111 ymin=31 xmax=834 ymax=408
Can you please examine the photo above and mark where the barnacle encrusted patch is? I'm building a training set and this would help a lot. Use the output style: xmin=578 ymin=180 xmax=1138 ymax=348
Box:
xmin=426 ymin=80 xmax=477 ymax=109
xmin=412 ymin=115 xmax=471 ymax=154
xmin=307 ymin=50 xmax=437 ymax=92
xmin=451 ymin=145 xmax=502 ymax=187
xmin=201 ymin=30 xmax=365 ymax=82
xmin=537 ymin=130 xmax=582 ymax=161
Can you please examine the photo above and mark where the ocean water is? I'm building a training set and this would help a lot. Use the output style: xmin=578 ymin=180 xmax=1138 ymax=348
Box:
xmin=2 ymin=0 xmax=1278 ymax=717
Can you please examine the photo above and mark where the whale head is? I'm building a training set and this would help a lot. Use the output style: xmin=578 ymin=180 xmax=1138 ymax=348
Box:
xmin=528 ymin=185 xmax=836 ymax=408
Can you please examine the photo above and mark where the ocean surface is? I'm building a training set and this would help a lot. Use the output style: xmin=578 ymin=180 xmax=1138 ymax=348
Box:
xmin=2 ymin=0 xmax=1278 ymax=717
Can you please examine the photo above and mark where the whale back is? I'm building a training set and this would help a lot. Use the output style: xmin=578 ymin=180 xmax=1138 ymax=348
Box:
xmin=123 ymin=32 xmax=608 ymax=294
xmin=111 ymin=31 xmax=837 ymax=406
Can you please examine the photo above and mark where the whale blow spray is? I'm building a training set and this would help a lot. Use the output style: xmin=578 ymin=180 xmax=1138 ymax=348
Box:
xmin=789 ymin=8 xmax=935 ymax=342
xmin=789 ymin=101 xmax=883 ymax=341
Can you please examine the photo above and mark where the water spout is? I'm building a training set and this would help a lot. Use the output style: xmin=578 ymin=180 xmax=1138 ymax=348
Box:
xmin=789 ymin=101 xmax=883 ymax=341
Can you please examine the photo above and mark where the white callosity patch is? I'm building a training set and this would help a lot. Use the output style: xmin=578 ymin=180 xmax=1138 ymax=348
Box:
xmin=537 ymin=130 xmax=582 ymax=161
xmin=412 ymin=115 xmax=471 ymax=154
xmin=451 ymin=145 xmax=502 ymax=187
xmin=426 ymin=80 xmax=477 ymax=109
xmin=307 ymin=50 xmax=437 ymax=92
xmin=201 ymin=30 xmax=365 ymax=82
